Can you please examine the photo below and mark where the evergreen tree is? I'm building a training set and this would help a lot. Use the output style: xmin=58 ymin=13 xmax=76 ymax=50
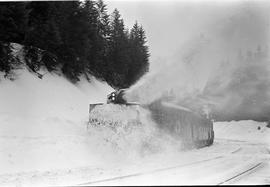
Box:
xmin=96 ymin=0 xmax=110 ymax=41
xmin=107 ymin=9 xmax=131 ymax=88
xmin=137 ymin=25 xmax=150 ymax=73
xmin=128 ymin=21 xmax=149 ymax=85
xmin=82 ymin=0 xmax=99 ymax=79
xmin=0 ymin=2 xmax=28 ymax=43
xmin=57 ymin=0 xmax=92 ymax=81
xmin=0 ymin=1 xmax=150 ymax=86
xmin=24 ymin=1 xmax=61 ymax=71
xmin=0 ymin=3 xmax=27 ymax=78
xmin=93 ymin=0 xmax=111 ymax=80
xmin=0 ymin=42 xmax=17 ymax=78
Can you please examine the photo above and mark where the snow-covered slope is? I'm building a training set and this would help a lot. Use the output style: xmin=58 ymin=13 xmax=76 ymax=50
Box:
xmin=0 ymin=69 xmax=114 ymax=175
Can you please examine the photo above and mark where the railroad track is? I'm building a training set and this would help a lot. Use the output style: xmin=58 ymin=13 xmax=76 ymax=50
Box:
xmin=77 ymin=147 xmax=265 ymax=186
xmin=217 ymin=162 xmax=263 ymax=185
xmin=78 ymin=155 xmax=224 ymax=186
xmin=78 ymin=147 xmax=246 ymax=186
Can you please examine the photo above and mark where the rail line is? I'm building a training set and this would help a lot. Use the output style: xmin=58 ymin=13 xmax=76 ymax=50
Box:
xmin=78 ymin=147 xmax=255 ymax=186
xmin=217 ymin=162 xmax=263 ymax=185
xmin=78 ymin=154 xmax=225 ymax=186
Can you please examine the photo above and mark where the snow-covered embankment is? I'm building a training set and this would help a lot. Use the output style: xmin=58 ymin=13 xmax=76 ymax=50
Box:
xmin=0 ymin=69 xmax=114 ymax=175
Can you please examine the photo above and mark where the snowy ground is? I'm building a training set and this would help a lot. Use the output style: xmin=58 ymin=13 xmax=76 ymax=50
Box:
xmin=0 ymin=70 xmax=269 ymax=186
xmin=75 ymin=121 xmax=270 ymax=186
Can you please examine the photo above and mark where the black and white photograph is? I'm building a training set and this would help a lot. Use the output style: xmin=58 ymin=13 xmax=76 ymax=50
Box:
xmin=0 ymin=0 xmax=270 ymax=186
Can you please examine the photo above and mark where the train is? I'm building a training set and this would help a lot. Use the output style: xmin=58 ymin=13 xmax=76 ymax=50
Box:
xmin=89 ymin=89 xmax=214 ymax=149
xmin=148 ymin=99 xmax=214 ymax=148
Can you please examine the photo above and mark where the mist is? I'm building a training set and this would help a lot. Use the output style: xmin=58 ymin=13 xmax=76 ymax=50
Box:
xmin=122 ymin=1 xmax=270 ymax=121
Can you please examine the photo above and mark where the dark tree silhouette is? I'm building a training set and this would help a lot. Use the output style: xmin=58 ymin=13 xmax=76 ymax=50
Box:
xmin=0 ymin=0 xmax=150 ymax=88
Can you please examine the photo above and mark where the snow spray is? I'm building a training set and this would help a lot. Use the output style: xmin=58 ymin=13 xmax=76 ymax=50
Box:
xmin=124 ymin=2 xmax=270 ymax=120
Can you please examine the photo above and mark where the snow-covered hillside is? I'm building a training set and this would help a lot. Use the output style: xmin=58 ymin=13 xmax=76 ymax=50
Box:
xmin=0 ymin=69 xmax=114 ymax=178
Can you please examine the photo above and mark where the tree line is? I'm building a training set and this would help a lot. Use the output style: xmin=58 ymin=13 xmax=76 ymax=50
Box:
xmin=0 ymin=0 xmax=149 ymax=88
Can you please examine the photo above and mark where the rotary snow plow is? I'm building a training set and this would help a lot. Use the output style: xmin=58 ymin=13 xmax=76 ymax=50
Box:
xmin=88 ymin=89 xmax=214 ymax=149
xmin=88 ymin=89 xmax=141 ymax=128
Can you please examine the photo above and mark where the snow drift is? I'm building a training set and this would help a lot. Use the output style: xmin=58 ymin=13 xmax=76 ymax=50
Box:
xmin=0 ymin=68 xmax=115 ymax=175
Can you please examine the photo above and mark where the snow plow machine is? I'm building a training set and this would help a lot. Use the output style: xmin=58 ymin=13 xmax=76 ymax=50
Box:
xmin=88 ymin=89 xmax=214 ymax=149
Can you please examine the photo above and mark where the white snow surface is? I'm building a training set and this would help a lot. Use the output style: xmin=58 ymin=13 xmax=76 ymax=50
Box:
xmin=0 ymin=69 xmax=270 ymax=186
xmin=0 ymin=69 xmax=114 ymax=175
xmin=214 ymin=120 xmax=270 ymax=144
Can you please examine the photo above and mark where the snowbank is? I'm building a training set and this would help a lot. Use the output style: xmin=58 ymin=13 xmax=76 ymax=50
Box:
xmin=214 ymin=120 xmax=270 ymax=144
xmin=0 ymin=69 xmax=114 ymax=176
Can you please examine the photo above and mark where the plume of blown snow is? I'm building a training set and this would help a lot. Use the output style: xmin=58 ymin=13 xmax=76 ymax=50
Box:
xmin=125 ymin=1 xmax=270 ymax=121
